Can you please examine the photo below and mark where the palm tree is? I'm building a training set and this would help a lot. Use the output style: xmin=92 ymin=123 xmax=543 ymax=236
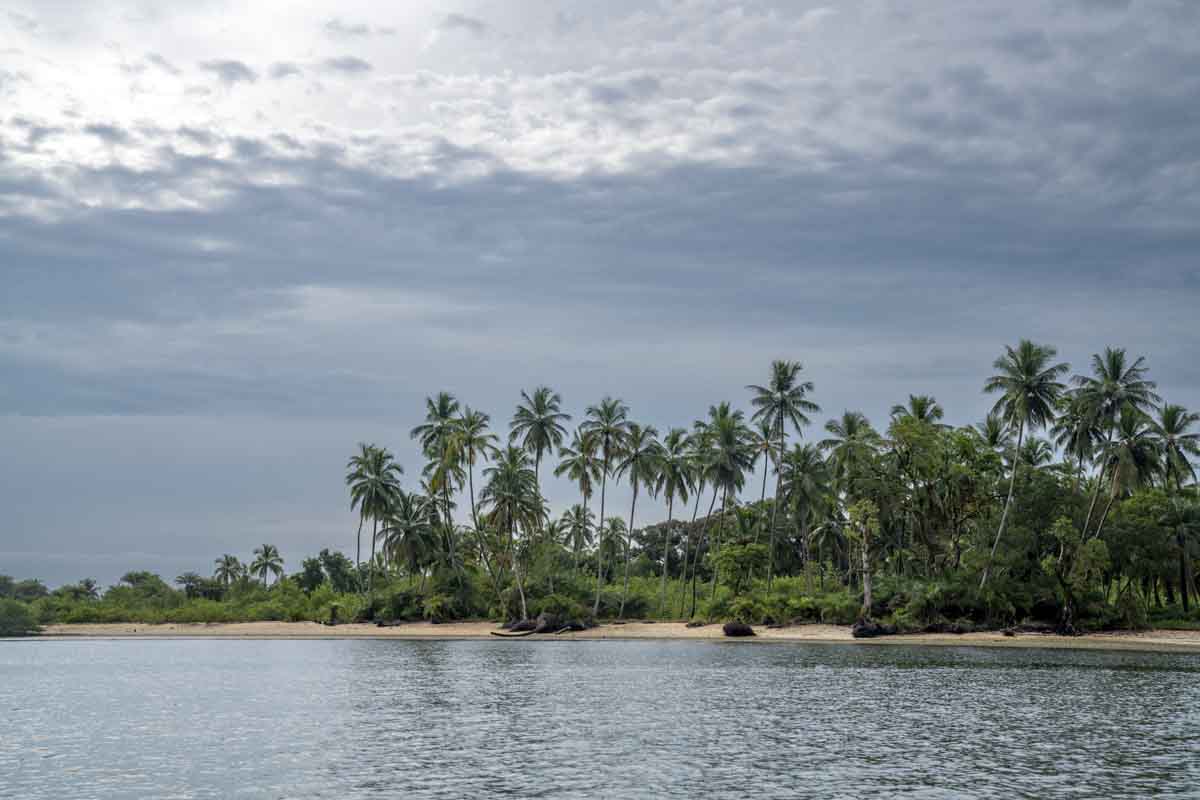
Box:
xmin=748 ymin=360 xmax=819 ymax=589
xmin=1052 ymin=395 xmax=1102 ymax=491
xmin=451 ymin=407 xmax=499 ymax=531
xmin=780 ymin=442 xmax=831 ymax=589
xmin=748 ymin=418 xmax=776 ymax=524
xmin=974 ymin=412 xmax=1012 ymax=453
xmin=890 ymin=394 xmax=947 ymax=427
xmin=681 ymin=420 xmax=717 ymax=617
xmin=411 ymin=392 xmax=462 ymax=568
xmin=555 ymin=428 xmax=603 ymax=571
xmin=704 ymin=402 xmax=755 ymax=600
xmin=345 ymin=443 xmax=376 ymax=569
xmin=380 ymin=490 xmax=438 ymax=590
xmin=1019 ymin=437 xmax=1055 ymax=468
xmin=250 ymin=544 xmax=283 ymax=586
xmin=1073 ymin=348 xmax=1160 ymax=539
xmin=614 ymin=422 xmax=662 ymax=617
xmin=979 ymin=340 xmax=1069 ymax=589
xmin=1152 ymin=404 xmax=1200 ymax=490
xmin=820 ymin=411 xmax=882 ymax=499
xmin=1160 ymin=496 xmax=1200 ymax=612
xmin=561 ymin=504 xmax=595 ymax=574
xmin=347 ymin=445 xmax=404 ymax=591
xmin=655 ymin=427 xmax=694 ymax=615
xmin=1091 ymin=408 xmax=1162 ymax=541
xmin=175 ymin=572 xmax=204 ymax=599
xmin=510 ymin=387 xmax=571 ymax=531
xmin=481 ymin=445 xmax=542 ymax=620
xmin=213 ymin=554 xmax=242 ymax=588
xmin=580 ymin=397 xmax=631 ymax=617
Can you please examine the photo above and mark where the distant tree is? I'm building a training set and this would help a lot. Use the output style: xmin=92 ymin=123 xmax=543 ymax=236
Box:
xmin=214 ymin=554 xmax=243 ymax=588
xmin=510 ymin=386 xmax=571 ymax=531
xmin=250 ymin=544 xmax=284 ymax=586
xmin=175 ymin=572 xmax=206 ymax=599
xmin=615 ymin=422 xmax=662 ymax=617
xmin=580 ymin=397 xmax=631 ymax=617
xmin=318 ymin=549 xmax=357 ymax=594
xmin=297 ymin=557 xmax=326 ymax=594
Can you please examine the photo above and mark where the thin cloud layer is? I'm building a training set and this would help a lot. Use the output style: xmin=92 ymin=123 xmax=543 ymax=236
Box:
xmin=1 ymin=0 xmax=1197 ymax=585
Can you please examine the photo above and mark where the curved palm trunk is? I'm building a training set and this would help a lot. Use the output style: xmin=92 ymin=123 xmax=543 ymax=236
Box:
xmin=1080 ymin=461 xmax=1110 ymax=544
xmin=766 ymin=419 xmax=786 ymax=590
xmin=659 ymin=494 xmax=674 ymax=617
xmin=709 ymin=485 xmax=729 ymax=602
xmin=1092 ymin=478 xmax=1120 ymax=543
xmin=980 ymin=419 xmax=1024 ymax=590
xmin=511 ymin=518 xmax=528 ymax=620
xmin=592 ymin=456 xmax=610 ymax=618
xmin=619 ymin=481 xmax=639 ymax=618
xmin=690 ymin=487 xmax=719 ymax=618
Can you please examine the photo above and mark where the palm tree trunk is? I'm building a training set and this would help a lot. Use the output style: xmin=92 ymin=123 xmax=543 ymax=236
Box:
xmin=980 ymin=419 xmax=1024 ymax=590
xmin=1092 ymin=478 xmax=1120 ymax=542
xmin=1179 ymin=533 xmax=1191 ymax=614
xmin=690 ymin=487 xmax=719 ymax=618
xmin=619 ymin=481 xmax=639 ymax=618
xmin=860 ymin=518 xmax=872 ymax=618
xmin=677 ymin=486 xmax=704 ymax=616
xmin=709 ymin=485 xmax=729 ymax=602
xmin=765 ymin=413 xmax=787 ymax=590
xmin=592 ymin=458 xmax=609 ymax=618
xmin=512 ymin=518 xmax=528 ymax=620
xmin=659 ymin=495 xmax=674 ymax=617
xmin=1080 ymin=460 xmax=1109 ymax=543
xmin=368 ymin=518 xmax=378 ymax=593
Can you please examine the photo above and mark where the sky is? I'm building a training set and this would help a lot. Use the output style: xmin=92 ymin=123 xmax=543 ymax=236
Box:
xmin=2 ymin=0 xmax=1198 ymax=587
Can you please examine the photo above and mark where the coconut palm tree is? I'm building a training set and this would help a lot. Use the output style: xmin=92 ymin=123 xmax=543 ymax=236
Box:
xmin=820 ymin=411 xmax=882 ymax=499
xmin=347 ymin=445 xmax=404 ymax=590
xmin=345 ymin=443 xmax=377 ymax=569
xmin=1052 ymin=395 xmax=1103 ymax=491
xmin=748 ymin=360 xmax=819 ymax=589
xmin=561 ymin=504 xmax=595 ymax=574
xmin=250 ymin=544 xmax=283 ymax=586
xmin=1073 ymin=348 xmax=1160 ymax=539
xmin=890 ymin=394 xmax=947 ymax=428
xmin=704 ymin=402 xmax=755 ymax=600
xmin=510 ymin=386 xmax=571 ymax=530
xmin=1160 ymin=496 xmax=1200 ymax=613
xmin=1091 ymin=409 xmax=1162 ymax=541
xmin=379 ymin=490 xmax=438 ymax=589
xmin=481 ymin=445 xmax=542 ymax=620
xmin=580 ymin=397 xmax=631 ymax=617
xmin=555 ymin=428 xmax=602 ymax=566
xmin=451 ymin=407 xmax=499 ymax=531
xmin=780 ymin=442 xmax=831 ymax=587
xmin=681 ymin=420 xmax=717 ymax=617
xmin=1019 ymin=437 xmax=1055 ymax=468
xmin=1152 ymin=404 xmax=1200 ymax=491
xmin=979 ymin=340 xmax=1069 ymax=589
xmin=214 ymin=554 xmax=242 ymax=588
xmin=655 ymin=427 xmax=693 ymax=615
xmin=614 ymin=422 xmax=662 ymax=617
xmin=411 ymin=392 xmax=462 ymax=567
xmin=973 ymin=412 xmax=1011 ymax=453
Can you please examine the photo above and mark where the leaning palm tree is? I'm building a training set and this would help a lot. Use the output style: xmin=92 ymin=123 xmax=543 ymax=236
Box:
xmin=250 ymin=544 xmax=284 ymax=586
xmin=748 ymin=360 xmax=819 ymax=588
xmin=979 ymin=340 xmax=1069 ymax=589
xmin=411 ymin=392 xmax=462 ymax=558
xmin=580 ymin=397 xmax=631 ymax=617
xmin=1152 ymin=404 xmax=1200 ymax=491
xmin=481 ymin=446 xmax=543 ymax=620
xmin=510 ymin=387 xmax=571 ymax=531
xmin=655 ymin=427 xmax=694 ymax=615
xmin=614 ymin=422 xmax=662 ymax=617
xmin=1072 ymin=348 xmax=1160 ymax=538
xmin=347 ymin=445 xmax=404 ymax=590
xmin=213 ymin=554 xmax=242 ymax=588
xmin=379 ymin=490 xmax=438 ymax=590
xmin=1091 ymin=408 xmax=1162 ymax=541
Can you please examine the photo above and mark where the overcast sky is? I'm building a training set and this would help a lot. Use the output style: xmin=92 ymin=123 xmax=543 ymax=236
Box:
xmin=2 ymin=0 xmax=1198 ymax=587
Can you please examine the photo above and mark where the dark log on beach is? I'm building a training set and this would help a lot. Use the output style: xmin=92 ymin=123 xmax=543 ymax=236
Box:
xmin=851 ymin=618 xmax=897 ymax=638
xmin=532 ymin=613 xmax=562 ymax=634
xmin=554 ymin=620 xmax=587 ymax=634
xmin=491 ymin=629 xmax=537 ymax=637
xmin=723 ymin=621 xmax=755 ymax=637
xmin=685 ymin=620 xmax=705 ymax=628
xmin=509 ymin=619 xmax=537 ymax=632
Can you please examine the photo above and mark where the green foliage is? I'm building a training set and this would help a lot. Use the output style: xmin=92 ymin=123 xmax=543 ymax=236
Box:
xmin=0 ymin=599 xmax=39 ymax=636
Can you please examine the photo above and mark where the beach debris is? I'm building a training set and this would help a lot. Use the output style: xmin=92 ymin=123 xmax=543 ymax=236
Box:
xmin=722 ymin=621 xmax=755 ymax=637
xmin=850 ymin=618 xmax=897 ymax=638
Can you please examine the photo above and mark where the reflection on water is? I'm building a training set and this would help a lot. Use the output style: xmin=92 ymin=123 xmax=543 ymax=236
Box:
xmin=2 ymin=639 xmax=1198 ymax=798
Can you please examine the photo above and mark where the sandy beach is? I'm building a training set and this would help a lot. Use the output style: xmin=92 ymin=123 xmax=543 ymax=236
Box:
xmin=31 ymin=621 xmax=1200 ymax=653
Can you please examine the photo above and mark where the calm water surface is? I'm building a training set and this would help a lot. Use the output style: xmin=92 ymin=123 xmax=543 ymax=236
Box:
xmin=2 ymin=639 xmax=1198 ymax=799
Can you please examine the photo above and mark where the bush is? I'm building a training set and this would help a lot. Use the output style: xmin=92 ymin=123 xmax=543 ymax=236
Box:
xmin=817 ymin=593 xmax=859 ymax=625
xmin=0 ymin=599 xmax=40 ymax=636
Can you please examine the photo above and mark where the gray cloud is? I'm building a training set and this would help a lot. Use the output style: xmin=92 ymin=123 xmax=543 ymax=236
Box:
xmin=267 ymin=61 xmax=301 ymax=79
xmin=323 ymin=17 xmax=395 ymax=38
xmin=321 ymin=56 xmax=372 ymax=75
xmin=199 ymin=59 xmax=257 ymax=85
xmin=82 ymin=122 xmax=132 ymax=145
xmin=438 ymin=12 xmax=488 ymax=37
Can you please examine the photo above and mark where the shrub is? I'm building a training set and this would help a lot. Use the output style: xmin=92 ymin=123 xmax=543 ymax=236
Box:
xmin=0 ymin=599 xmax=39 ymax=636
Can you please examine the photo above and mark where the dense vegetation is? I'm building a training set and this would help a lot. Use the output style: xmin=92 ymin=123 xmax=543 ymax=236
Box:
xmin=5 ymin=343 xmax=1200 ymax=637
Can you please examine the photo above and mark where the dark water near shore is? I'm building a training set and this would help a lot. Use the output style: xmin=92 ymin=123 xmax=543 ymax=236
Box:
xmin=2 ymin=640 xmax=1199 ymax=799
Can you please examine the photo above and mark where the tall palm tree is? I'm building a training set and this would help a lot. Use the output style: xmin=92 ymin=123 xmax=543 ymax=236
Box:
xmin=681 ymin=419 xmax=716 ymax=617
xmin=347 ymin=445 xmax=404 ymax=591
xmin=510 ymin=386 xmax=571 ymax=530
xmin=820 ymin=411 xmax=882 ymax=500
xmin=748 ymin=360 xmax=820 ymax=588
xmin=451 ymin=407 xmax=499 ymax=531
xmin=481 ymin=445 xmax=542 ymax=620
xmin=780 ymin=442 xmax=831 ymax=588
xmin=250 ymin=544 xmax=283 ymax=586
xmin=580 ymin=397 xmax=631 ymax=617
xmin=748 ymin=418 xmax=776 ymax=524
xmin=1052 ymin=395 xmax=1102 ymax=491
xmin=979 ymin=340 xmax=1069 ymax=589
xmin=412 ymin=393 xmax=463 ymax=571
xmin=614 ymin=422 xmax=662 ymax=617
xmin=561 ymin=504 xmax=595 ymax=574
xmin=380 ymin=490 xmax=438 ymax=588
xmin=705 ymin=402 xmax=755 ymax=600
xmin=213 ymin=554 xmax=242 ymax=588
xmin=345 ymin=443 xmax=377 ymax=569
xmin=1152 ymin=404 xmax=1200 ymax=491
xmin=1073 ymin=348 xmax=1160 ymax=539
xmin=655 ymin=427 xmax=693 ymax=615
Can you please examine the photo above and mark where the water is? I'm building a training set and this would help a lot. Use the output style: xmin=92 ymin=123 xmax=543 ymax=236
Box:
xmin=2 ymin=639 xmax=1198 ymax=799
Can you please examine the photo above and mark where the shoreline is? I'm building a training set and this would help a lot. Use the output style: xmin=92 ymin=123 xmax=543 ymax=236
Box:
xmin=26 ymin=621 xmax=1200 ymax=653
